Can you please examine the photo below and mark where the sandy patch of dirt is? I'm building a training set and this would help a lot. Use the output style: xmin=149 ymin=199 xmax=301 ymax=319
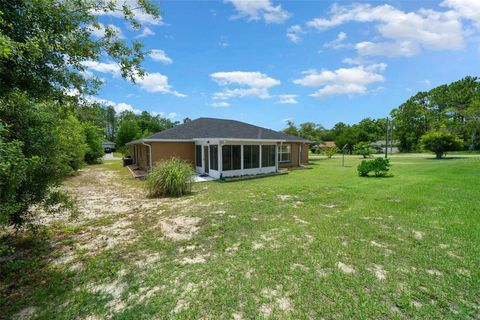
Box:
xmin=89 ymin=280 xmax=127 ymax=313
xmin=134 ymin=286 xmax=161 ymax=303
xmin=252 ymin=241 xmax=264 ymax=250
xmin=426 ymin=269 xmax=443 ymax=276
xmin=291 ymin=263 xmax=308 ymax=272
xmin=413 ymin=230 xmax=425 ymax=240
xmin=369 ymin=264 xmax=387 ymax=280
xmin=316 ymin=267 xmax=331 ymax=277
xmin=457 ymin=268 xmax=470 ymax=276
xmin=411 ymin=300 xmax=424 ymax=308
xmin=173 ymin=282 xmax=205 ymax=314
xmin=180 ymin=254 xmax=207 ymax=265
xmin=320 ymin=203 xmax=336 ymax=208
xmin=370 ymin=240 xmax=386 ymax=248
xmin=159 ymin=216 xmax=202 ymax=241
xmin=293 ymin=215 xmax=309 ymax=225
xmin=292 ymin=201 xmax=304 ymax=208
xmin=260 ymin=286 xmax=293 ymax=318
xmin=13 ymin=306 xmax=38 ymax=320
xmin=134 ymin=252 xmax=161 ymax=268
xmin=337 ymin=262 xmax=355 ymax=274
xmin=225 ymin=242 xmax=240 ymax=254
xmin=277 ymin=195 xmax=294 ymax=201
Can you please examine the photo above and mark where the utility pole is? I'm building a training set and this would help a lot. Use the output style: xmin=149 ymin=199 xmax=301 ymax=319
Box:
xmin=390 ymin=122 xmax=394 ymax=153
xmin=385 ymin=118 xmax=389 ymax=159
xmin=342 ymin=144 xmax=348 ymax=167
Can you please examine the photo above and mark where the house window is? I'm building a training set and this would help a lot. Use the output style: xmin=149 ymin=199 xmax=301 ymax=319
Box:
xmin=243 ymin=145 xmax=260 ymax=169
xmin=222 ymin=145 xmax=241 ymax=171
xmin=278 ymin=144 xmax=291 ymax=163
xmin=195 ymin=145 xmax=202 ymax=167
xmin=261 ymin=145 xmax=276 ymax=167
xmin=210 ymin=145 xmax=218 ymax=170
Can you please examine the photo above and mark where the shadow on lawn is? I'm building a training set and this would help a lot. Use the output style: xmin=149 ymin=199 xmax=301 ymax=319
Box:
xmin=425 ymin=157 xmax=464 ymax=160
xmin=0 ymin=230 xmax=111 ymax=319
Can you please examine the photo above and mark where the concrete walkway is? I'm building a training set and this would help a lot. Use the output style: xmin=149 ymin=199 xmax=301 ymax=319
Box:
xmin=103 ymin=152 xmax=122 ymax=161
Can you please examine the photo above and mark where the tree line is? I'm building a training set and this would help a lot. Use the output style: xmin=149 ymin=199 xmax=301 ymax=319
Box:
xmin=284 ymin=76 xmax=480 ymax=154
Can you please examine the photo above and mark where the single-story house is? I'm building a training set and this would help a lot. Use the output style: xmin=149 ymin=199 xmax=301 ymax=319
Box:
xmin=372 ymin=140 xmax=399 ymax=153
xmin=126 ymin=117 xmax=310 ymax=179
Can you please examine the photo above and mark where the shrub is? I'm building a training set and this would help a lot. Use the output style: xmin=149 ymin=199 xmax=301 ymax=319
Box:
xmin=354 ymin=142 xmax=374 ymax=158
xmin=357 ymin=157 xmax=391 ymax=177
xmin=322 ymin=146 xmax=339 ymax=159
xmin=146 ymin=158 xmax=194 ymax=197
xmin=420 ymin=130 xmax=463 ymax=159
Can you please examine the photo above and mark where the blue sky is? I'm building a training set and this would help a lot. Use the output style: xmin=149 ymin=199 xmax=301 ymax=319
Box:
xmin=86 ymin=0 xmax=480 ymax=130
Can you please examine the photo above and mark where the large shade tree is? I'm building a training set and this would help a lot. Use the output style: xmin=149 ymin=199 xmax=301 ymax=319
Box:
xmin=0 ymin=0 xmax=159 ymax=227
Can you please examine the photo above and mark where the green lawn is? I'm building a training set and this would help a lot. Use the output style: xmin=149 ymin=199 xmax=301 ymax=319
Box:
xmin=1 ymin=156 xmax=479 ymax=319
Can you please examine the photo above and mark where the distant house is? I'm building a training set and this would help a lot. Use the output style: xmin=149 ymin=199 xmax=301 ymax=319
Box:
xmin=372 ymin=140 xmax=399 ymax=153
xmin=102 ymin=141 xmax=115 ymax=152
xmin=312 ymin=141 xmax=336 ymax=153
xmin=126 ymin=118 xmax=310 ymax=179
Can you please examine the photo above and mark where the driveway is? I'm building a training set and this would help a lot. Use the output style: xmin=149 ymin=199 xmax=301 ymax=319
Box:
xmin=103 ymin=152 xmax=122 ymax=160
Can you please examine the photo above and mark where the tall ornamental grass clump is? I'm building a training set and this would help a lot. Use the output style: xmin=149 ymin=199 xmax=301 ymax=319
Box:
xmin=146 ymin=158 xmax=194 ymax=197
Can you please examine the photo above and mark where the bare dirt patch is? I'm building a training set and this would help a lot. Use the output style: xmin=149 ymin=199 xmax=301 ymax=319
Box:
xmin=159 ymin=216 xmax=202 ymax=241
xmin=413 ymin=230 xmax=425 ymax=240
xmin=337 ymin=262 xmax=355 ymax=274
xmin=260 ymin=285 xmax=293 ymax=318
xmin=369 ymin=264 xmax=387 ymax=280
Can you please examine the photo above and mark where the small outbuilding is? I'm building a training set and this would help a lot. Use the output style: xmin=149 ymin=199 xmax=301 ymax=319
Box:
xmin=126 ymin=117 xmax=310 ymax=179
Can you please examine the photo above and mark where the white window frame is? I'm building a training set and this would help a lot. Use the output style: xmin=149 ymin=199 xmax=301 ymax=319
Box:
xmin=278 ymin=144 xmax=292 ymax=163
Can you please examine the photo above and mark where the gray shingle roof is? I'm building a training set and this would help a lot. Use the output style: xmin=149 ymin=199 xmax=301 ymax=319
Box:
xmin=134 ymin=118 xmax=308 ymax=142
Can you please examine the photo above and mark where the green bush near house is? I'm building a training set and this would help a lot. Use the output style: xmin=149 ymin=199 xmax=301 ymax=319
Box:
xmin=357 ymin=157 xmax=391 ymax=177
xmin=145 ymin=158 xmax=195 ymax=197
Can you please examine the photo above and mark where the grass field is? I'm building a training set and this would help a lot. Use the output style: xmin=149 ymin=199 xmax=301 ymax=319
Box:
xmin=1 ymin=155 xmax=479 ymax=319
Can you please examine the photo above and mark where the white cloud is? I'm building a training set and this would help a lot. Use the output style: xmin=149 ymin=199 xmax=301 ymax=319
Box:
xmin=226 ymin=0 xmax=290 ymax=24
xmin=324 ymin=32 xmax=348 ymax=49
xmin=137 ymin=27 xmax=155 ymax=38
xmin=149 ymin=49 xmax=173 ymax=64
xmin=89 ymin=97 xmax=142 ymax=114
xmin=81 ymin=61 xmax=121 ymax=75
xmin=167 ymin=112 xmax=178 ymax=119
xmin=441 ymin=0 xmax=480 ymax=27
xmin=89 ymin=23 xmax=123 ymax=38
xmin=93 ymin=0 xmax=163 ymax=25
xmin=210 ymin=71 xmax=280 ymax=100
xmin=307 ymin=3 xmax=465 ymax=57
xmin=211 ymin=71 xmax=280 ymax=88
xmin=276 ymin=94 xmax=298 ymax=104
xmin=286 ymin=25 xmax=303 ymax=43
xmin=355 ymin=41 xmax=420 ymax=57
xmin=420 ymin=79 xmax=432 ymax=87
xmin=211 ymin=101 xmax=230 ymax=108
xmin=134 ymin=73 xmax=186 ymax=97
xmin=293 ymin=63 xmax=387 ymax=98
xmin=81 ymin=60 xmax=185 ymax=97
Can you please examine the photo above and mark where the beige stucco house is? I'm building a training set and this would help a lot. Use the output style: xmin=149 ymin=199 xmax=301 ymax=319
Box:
xmin=126 ymin=118 xmax=310 ymax=179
